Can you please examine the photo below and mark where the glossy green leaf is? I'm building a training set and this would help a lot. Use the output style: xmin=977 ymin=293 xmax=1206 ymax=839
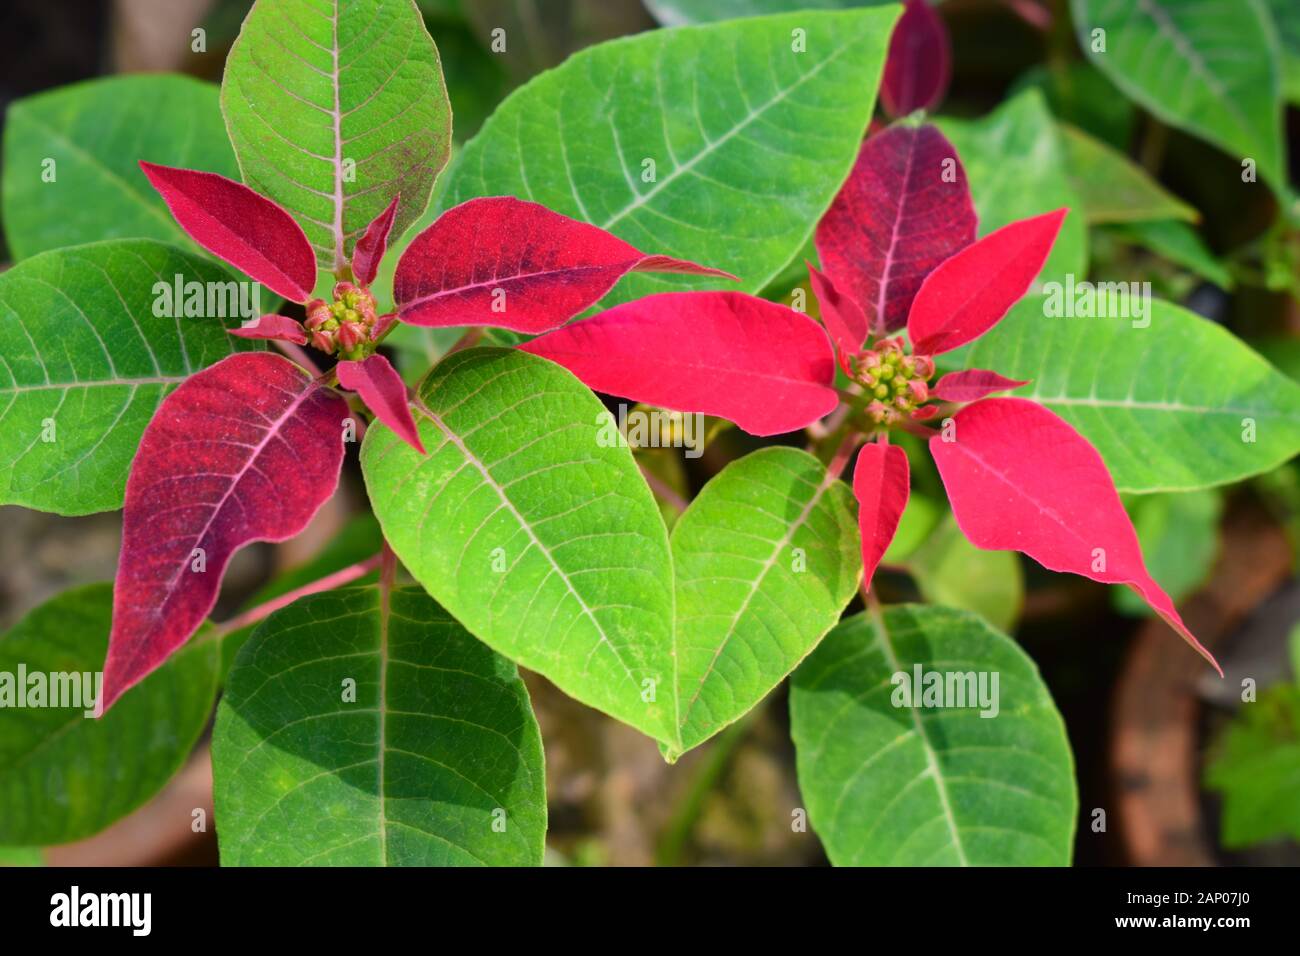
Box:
xmin=222 ymin=0 xmax=452 ymax=274
xmin=1059 ymin=123 xmax=1197 ymax=225
xmin=937 ymin=90 xmax=1088 ymax=289
xmin=1106 ymin=219 xmax=1234 ymax=290
xmin=0 ymin=240 xmax=262 ymax=515
xmin=1205 ymin=685 xmax=1300 ymax=848
xmin=947 ymin=296 xmax=1300 ymax=492
xmin=0 ymin=847 xmax=44 ymax=867
xmin=1072 ymin=0 xmax=1287 ymax=186
xmin=908 ymin=517 xmax=1023 ymax=633
xmin=645 ymin=0 xmax=893 ymax=26
xmin=439 ymin=7 xmax=899 ymax=308
xmin=2 ymin=74 xmax=239 ymax=260
xmin=0 ymin=584 xmax=218 ymax=845
xmin=668 ymin=447 xmax=859 ymax=759
xmin=1115 ymin=490 xmax=1221 ymax=616
xmin=361 ymin=348 xmax=678 ymax=746
xmin=790 ymin=605 xmax=1077 ymax=866
xmin=213 ymin=585 xmax=545 ymax=865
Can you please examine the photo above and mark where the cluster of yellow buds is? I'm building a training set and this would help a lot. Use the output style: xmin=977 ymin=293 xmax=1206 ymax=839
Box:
xmin=850 ymin=336 xmax=936 ymax=426
xmin=305 ymin=281 xmax=380 ymax=360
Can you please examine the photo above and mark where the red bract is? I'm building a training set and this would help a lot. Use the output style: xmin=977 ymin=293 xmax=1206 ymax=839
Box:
xmin=351 ymin=194 xmax=399 ymax=287
xmin=932 ymin=369 xmax=1029 ymax=403
xmin=929 ymin=399 xmax=1222 ymax=674
xmin=140 ymin=162 xmax=317 ymax=302
xmin=228 ymin=314 xmax=309 ymax=345
xmin=880 ymin=0 xmax=951 ymax=117
xmin=336 ymin=354 xmax=424 ymax=455
xmin=102 ymin=353 xmax=349 ymax=710
xmin=852 ymin=442 xmax=910 ymax=592
xmin=819 ymin=198 xmax=1213 ymax=670
xmin=815 ymin=125 xmax=976 ymax=339
xmin=521 ymin=291 xmax=839 ymax=436
xmin=807 ymin=262 xmax=868 ymax=369
xmin=907 ymin=208 xmax=1067 ymax=356
xmin=393 ymin=197 xmax=735 ymax=334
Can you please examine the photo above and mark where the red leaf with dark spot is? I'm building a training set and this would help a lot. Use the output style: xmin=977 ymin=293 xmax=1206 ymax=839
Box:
xmin=351 ymin=194 xmax=399 ymax=287
xmin=807 ymin=261 xmax=868 ymax=366
xmin=393 ymin=197 xmax=735 ymax=334
xmin=227 ymin=314 xmax=307 ymax=345
xmin=908 ymin=208 xmax=1067 ymax=356
xmin=520 ymin=291 xmax=838 ymax=436
xmin=102 ymin=352 xmax=349 ymax=711
xmin=815 ymin=125 xmax=976 ymax=335
xmin=337 ymin=353 xmax=425 ymax=455
xmin=929 ymin=398 xmax=1221 ymax=674
xmin=880 ymin=0 xmax=951 ymax=117
xmin=932 ymin=368 xmax=1028 ymax=403
xmin=853 ymin=442 xmax=910 ymax=591
xmin=139 ymin=162 xmax=318 ymax=303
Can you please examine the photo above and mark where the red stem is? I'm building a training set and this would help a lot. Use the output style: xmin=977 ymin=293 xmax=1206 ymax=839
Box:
xmin=214 ymin=552 xmax=383 ymax=636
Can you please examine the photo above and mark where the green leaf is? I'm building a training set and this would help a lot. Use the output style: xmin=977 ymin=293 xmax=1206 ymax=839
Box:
xmin=790 ymin=605 xmax=1077 ymax=866
xmin=0 ymin=584 xmax=218 ymax=845
xmin=438 ymin=7 xmax=899 ymax=308
xmin=1204 ymin=686 xmax=1300 ymax=849
xmin=1115 ymin=490 xmax=1221 ymax=616
xmin=908 ymin=517 xmax=1024 ymax=633
xmin=2 ymin=74 xmax=239 ymax=260
xmin=937 ymin=90 xmax=1088 ymax=289
xmin=213 ymin=585 xmax=546 ymax=865
xmin=946 ymin=296 xmax=1300 ymax=492
xmin=1263 ymin=0 xmax=1300 ymax=102
xmin=1009 ymin=62 xmax=1135 ymax=149
xmin=1059 ymin=123 xmax=1198 ymax=225
xmin=1072 ymin=0 xmax=1287 ymax=186
xmin=668 ymin=447 xmax=859 ymax=758
xmin=0 ymin=846 xmax=44 ymax=867
xmin=221 ymin=0 xmax=452 ymax=274
xmin=361 ymin=348 xmax=678 ymax=746
xmin=1105 ymin=219 xmax=1234 ymax=290
xmin=645 ymin=0 xmax=894 ymax=26
xmin=0 ymin=240 xmax=262 ymax=515
xmin=1255 ymin=337 xmax=1300 ymax=382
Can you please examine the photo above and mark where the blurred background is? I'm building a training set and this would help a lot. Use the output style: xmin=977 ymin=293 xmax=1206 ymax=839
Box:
xmin=1 ymin=0 xmax=1298 ymax=867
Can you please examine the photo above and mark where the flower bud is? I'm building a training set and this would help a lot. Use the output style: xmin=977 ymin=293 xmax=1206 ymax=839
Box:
xmin=867 ymin=400 xmax=893 ymax=424
xmin=912 ymin=355 xmax=935 ymax=379
xmin=907 ymin=379 xmax=929 ymax=403
xmin=305 ymin=299 xmax=332 ymax=331
xmin=310 ymin=329 xmax=336 ymax=353
xmin=337 ymin=321 xmax=365 ymax=351
xmin=333 ymin=280 xmax=361 ymax=302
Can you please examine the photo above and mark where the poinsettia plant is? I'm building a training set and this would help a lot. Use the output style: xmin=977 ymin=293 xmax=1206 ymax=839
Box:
xmin=2 ymin=0 xmax=1298 ymax=871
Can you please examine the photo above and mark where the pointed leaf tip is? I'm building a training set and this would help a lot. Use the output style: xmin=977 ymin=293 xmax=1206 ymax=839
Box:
xmin=853 ymin=442 xmax=910 ymax=591
xmin=101 ymin=353 xmax=349 ymax=711
xmin=394 ymin=197 xmax=732 ymax=334
xmin=881 ymin=0 xmax=952 ymax=117
xmin=138 ymin=161 xmax=317 ymax=303
xmin=351 ymin=194 xmax=400 ymax=287
xmin=336 ymin=354 xmax=425 ymax=455
xmin=929 ymin=397 xmax=1221 ymax=673
xmin=908 ymin=207 xmax=1068 ymax=356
